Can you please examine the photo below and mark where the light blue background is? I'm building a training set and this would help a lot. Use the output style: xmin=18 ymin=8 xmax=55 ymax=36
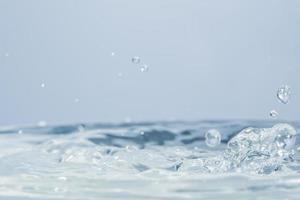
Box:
xmin=0 ymin=0 xmax=299 ymax=126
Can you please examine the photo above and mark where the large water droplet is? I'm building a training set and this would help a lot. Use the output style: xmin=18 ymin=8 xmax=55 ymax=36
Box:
xmin=131 ymin=56 xmax=140 ymax=64
xmin=205 ymin=129 xmax=221 ymax=147
xmin=277 ymin=85 xmax=291 ymax=104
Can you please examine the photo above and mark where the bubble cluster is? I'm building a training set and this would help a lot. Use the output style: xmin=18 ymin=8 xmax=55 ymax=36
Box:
xmin=205 ymin=129 xmax=221 ymax=147
xmin=277 ymin=85 xmax=291 ymax=104
xmin=225 ymin=124 xmax=297 ymax=174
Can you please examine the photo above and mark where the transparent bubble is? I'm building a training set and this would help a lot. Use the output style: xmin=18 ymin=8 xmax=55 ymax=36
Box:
xmin=131 ymin=56 xmax=140 ymax=64
xmin=269 ymin=110 xmax=279 ymax=119
xmin=277 ymin=85 xmax=291 ymax=104
xmin=273 ymin=123 xmax=297 ymax=150
xmin=205 ymin=129 xmax=221 ymax=147
xmin=140 ymin=65 xmax=149 ymax=72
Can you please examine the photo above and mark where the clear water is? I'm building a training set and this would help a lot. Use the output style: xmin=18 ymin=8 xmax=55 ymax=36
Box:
xmin=0 ymin=120 xmax=299 ymax=200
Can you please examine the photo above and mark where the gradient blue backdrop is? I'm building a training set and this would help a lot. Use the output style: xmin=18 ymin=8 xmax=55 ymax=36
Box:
xmin=0 ymin=0 xmax=299 ymax=125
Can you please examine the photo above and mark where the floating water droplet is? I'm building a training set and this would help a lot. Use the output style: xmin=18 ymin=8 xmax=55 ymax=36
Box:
xmin=131 ymin=56 xmax=140 ymax=64
xmin=40 ymin=83 xmax=46 ymax=88
xmin=205 ymin=129 xmax=221 ymax=147
xmin=277 ymin=85 xmax=291 ymax=104
xmin=140 ymin=64 xmax=149 ymax=72
xmin=269 ymin=110 xmax=279 ymax=119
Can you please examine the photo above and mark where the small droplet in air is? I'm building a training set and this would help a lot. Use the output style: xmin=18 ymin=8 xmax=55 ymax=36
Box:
xmin=140 ymin=64 xmax=149 ymax=72
xmin=40 ymin=83 xmax=46 ymax=88
xmin=269 ymin=110 xmax=279 ymax=119
xmin=277 ymin=85 xmax=291 ymax=104
xmin=205 ymin=129 xmax=221 ymax=147
xmin=131 ymin=56 xmax=140 ymax=64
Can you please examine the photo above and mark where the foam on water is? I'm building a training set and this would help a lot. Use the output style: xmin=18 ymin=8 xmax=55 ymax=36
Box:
xmin=0 ymin=121 xmax=299 ymax=199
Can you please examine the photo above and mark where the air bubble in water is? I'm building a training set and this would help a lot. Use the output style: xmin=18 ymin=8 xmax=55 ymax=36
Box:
xmin=205 ymin=129 xmax=221 ymax=147
xmin=277 ymin=85 xmax=291 ymax=104
xmin=131 ymin=56 xmax=140 ymax=64
xmin=269 ymin=110 xmax=279 ymax=119
xmin=140 ymin=64 xmax=149 ymax=72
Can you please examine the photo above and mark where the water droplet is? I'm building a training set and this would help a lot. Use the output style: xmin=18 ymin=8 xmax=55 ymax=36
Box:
xmin=40 ymin=83 xmax=45 ymax=88
xmin=74 ymin=98 xmax=80 ymax=103
xmin=269 ymin=110 xmax=279 ymax=119
xmin=111 ymin=52 xmax=115 ymax=56
xmin=140 ymin=64 xmax=149 ymax=72
xmin=273 ymin=124 xmax=297 ymax=149
xmin=131 ymin=56 xmax=140 ymax=64
xmin=277 ymin=85 xmax=291 ymax=104
xmin=205 ymin=129 xmax=221 ymax=147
